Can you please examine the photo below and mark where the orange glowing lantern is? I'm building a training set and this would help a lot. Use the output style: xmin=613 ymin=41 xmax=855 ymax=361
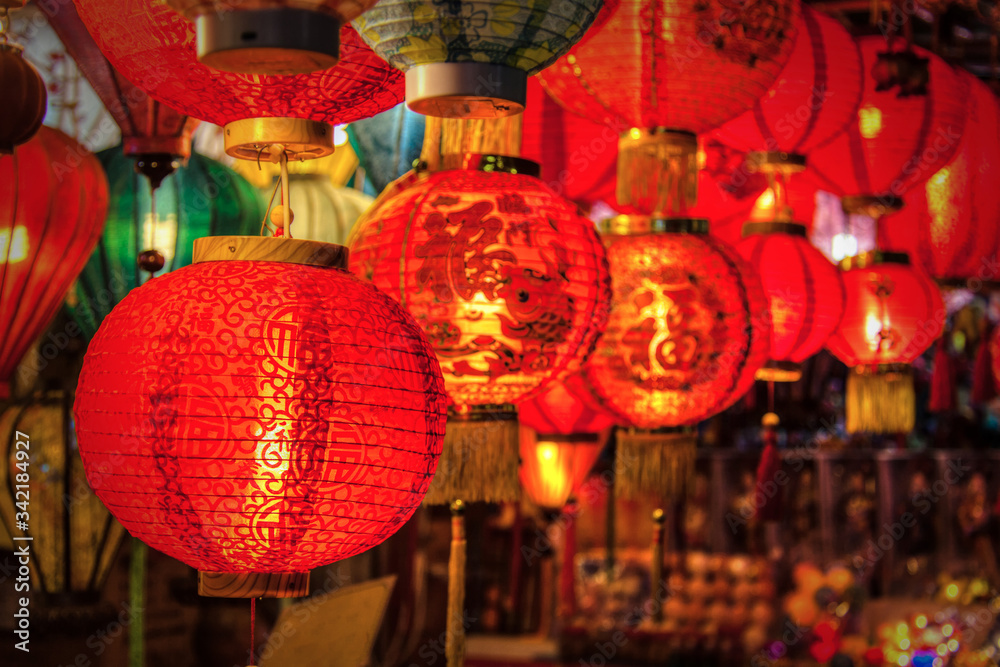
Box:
xmin=825 ymin=252 xmax=944 ymax=433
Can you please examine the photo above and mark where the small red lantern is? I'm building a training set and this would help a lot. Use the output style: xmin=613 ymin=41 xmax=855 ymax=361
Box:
xmin=736 ymin=221 xmax=845 ymax=382
xmin=74 ymin=236 xmax=448 ymax=597
xmin=825 ymin=252 xmax=944 ymax=433
xmin=537 ymin=0 xmax=799 ymax=215
xmin=587 ymin=216 xmax=770 ymax=497
xmin=348 ymin=155 xmax=611 ymax=504
xmin=0 ymin=126 xmax=108 ymax=397
xmin=73 ymin=0 xmax=402 ymax=161
xmin=878 ymin=71 xmax=1000 ymax=282
xmin=0 ymin=39 xmax=46 ymax=154
xmin=519 ymin=376 xmax=616 ymax=511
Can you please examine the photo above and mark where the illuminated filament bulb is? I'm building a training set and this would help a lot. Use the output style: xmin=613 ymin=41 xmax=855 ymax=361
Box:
xmin=0 ymin=226 xmax=29 ymax=264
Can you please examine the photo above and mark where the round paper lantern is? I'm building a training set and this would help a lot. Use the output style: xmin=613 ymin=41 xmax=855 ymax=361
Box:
xmin=586 ymin=215 xmax=769 ymax=497
xmin=0 ymin=39 xmax=46 ymax=153
xmin=66 ymin=146 xmax=263 ymax=339
xmin=73 ymin=0 xmax=403 ymax=160
xmin=736 ymin=222 xmax=845 ymax=382
xmin=711 ymin=6 xmax=863 ymax=157
xmin=352 ymin=0 xmax=603 ymax=118
xmin=74 ymin=236 xmax=447 ymax=597
xmin=809 ymin=38 xmax=968 ymax=212
xmin=0 ymin=393 xmax=125 ymax=600
xmin=348 ymin=156 xmax=611 ymax=503
xmin=825 ymin=251 xmax=944 ymax=433
xmin=537 ymin=0 xmax=799 ymax=215
xmin=163 ymin=0 xmax=379 ymax=75
xmin=0 ymin=126 xmax=108 ymax=398
xmin=878 ymin=71 xmax=1000 ymax=282
xmin=259 ymin=174 xmax=373 ymax=245
xmin=519 ymin=375 xmax=616 ymax=510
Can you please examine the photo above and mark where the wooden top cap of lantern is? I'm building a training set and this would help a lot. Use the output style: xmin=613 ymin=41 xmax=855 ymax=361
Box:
xmin=193 ymin=236 xmax=349 ymax=269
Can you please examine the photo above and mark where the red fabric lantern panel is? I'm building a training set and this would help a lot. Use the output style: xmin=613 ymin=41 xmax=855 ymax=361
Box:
xmin=74 ymin=240 xmax=447 ymax=589
xmin=0 ymin=126 xmax=108 ymax=397
xmin=878 ymin=72 xmax=1000 ymax=282
xmin=587 ymin=218 xmax=770 ymax=428
xmin=43 ymin=1 xmax=198 ymax=158
xmin=809 ymin=38 xmax=968 ymax=201
xmin=736 ymin=225 xmax=845 ymax=381
xmin=825 ymin=255 xmax=944 ymax=368
xmin=519 ymin=375 xmax=618 ymax=436
xmin=72 ymin=0 xmax=402 ymax=128
xmin=535 ymin=0 xmax=799 ymax=135
xmin=711 ymin=6 xmax=863 ymax=155
xmin=347 ymin=163 xmax=611 ymax=409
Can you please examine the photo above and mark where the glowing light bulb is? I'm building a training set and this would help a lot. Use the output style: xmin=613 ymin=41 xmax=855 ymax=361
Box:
xmin=831 ymin=233 xmax=858 ymax=262
xmin=0 ymin=226 xmax=29 ymax=264
xmin=537 ymin=442 xmax=558 ymax=462
xmin=859 ymin=105 xmax=883 ymax=139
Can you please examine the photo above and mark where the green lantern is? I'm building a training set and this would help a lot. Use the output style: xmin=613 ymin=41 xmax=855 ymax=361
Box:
xmin=66 ymin=146 xmax=263 ymax=339
xmin=352 ymin=0 xmax=604 ymax=118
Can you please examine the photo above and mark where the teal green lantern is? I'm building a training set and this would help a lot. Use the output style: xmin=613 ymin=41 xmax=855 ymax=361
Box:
xmin=66 ymin=146 xmax=263 ymax=339
xmin=352 ymin=0 xmax=604 ymax=118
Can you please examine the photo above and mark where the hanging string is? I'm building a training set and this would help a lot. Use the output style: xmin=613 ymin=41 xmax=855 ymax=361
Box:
xmin=249 ymin=597 xmax=256 ymax=667
xmin=279 ymin=149 xmax=291 ymax=239
xmin=259 ymin=178 xmax=281 ymax=237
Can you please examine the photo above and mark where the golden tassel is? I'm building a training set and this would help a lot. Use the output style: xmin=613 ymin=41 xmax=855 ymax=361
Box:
xmin=420 ymin=115 xmax=523 ymax=171
xmin=423 ymin=406 xmax=521 ymax=505
xmin=446 ymin=501 xmax=467 ymax=667
xmin=616 ymin=129 xmax=698 ymax=216
xmin=846 ymin=365 xmax=915 ymax=433
xmin=614 ymin=428 xmax=696 ymax=500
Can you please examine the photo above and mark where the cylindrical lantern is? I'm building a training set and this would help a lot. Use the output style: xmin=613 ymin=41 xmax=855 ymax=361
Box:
xmin=736 ymin=221 xmax=845 ymax=382
xmin=74 ymin=235 xmax=448 ymax=597
xmin=348 ymin=155 xmax=611 ymax=504
xmin=0 ymin=126 xmax=108 ymax=397
xmin=878 ymin=71 xmax=1000 ymax=282
xmin=162 ymin=0 xmax=380 ymax=75
xmin=518 ymin=375 xmax=616 ymax=511
xmin=73 ymin=0 xmax=403 ymax=161
xmin=537 ymin=0 xmax=799 ymax=215
xmin=588 ymin=215 xmax=770 ymax=498
xmin=0 ymin=392 xmax=126 ymax=600
xmin=825 ymin=251 xmax=944 ymax=433
xmin=66 ymin=146 xmax=264 ymax=339
xmin=809 ymin=37 xmax=968 ymax=212
xmin=352 ymin=0 xmax=603 ymax=118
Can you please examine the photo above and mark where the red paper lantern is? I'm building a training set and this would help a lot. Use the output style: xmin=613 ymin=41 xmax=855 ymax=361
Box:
xmin=825 ymin=251 xmax=944 ymax=433
xmin=348 ymin=156 xmax=611 ymax=503
xmin=73 ymin=0 xmax=402 ymax=160
xmin=0 ymin=126 xmax=108 ymax=397
xmin=74 ymin=236 xmax=447 ymax=597
xmin=809 ymin=37 xmax=968 ymax=207
xmin=736 ymin=222 xmax=845 ymax=381
xmin=0 ymin=40 xmax=46 ymax=154
xmin=711 ymin=6 xmax=863 ymax=156
xmin=518 ymin=376 xmax=615 ymax=511
xmin=878 ymin=71 xmax=1000 ymax=282
xmin=536 ymin=0 xmax=799 ymax=215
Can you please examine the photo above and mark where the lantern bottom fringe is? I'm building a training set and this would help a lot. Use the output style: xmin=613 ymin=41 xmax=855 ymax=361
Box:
xmin=424 ymin=416 xmax=521 ymax=505
xmin=614 ymin=429 xmax=696 ymax=501
xmin=197 ymin=570 xmax=310 ymax=598
xmin=846 ymin=365 xmax=915 ymax=434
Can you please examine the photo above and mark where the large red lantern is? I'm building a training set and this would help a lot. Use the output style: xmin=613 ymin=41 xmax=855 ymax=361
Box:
xmin=74 ymin=236 xmax=447 ymax=597
xmin=0 ymin=126 xmax=108 ymax=397
xmin=878 ymin=71 xmax=1000 ymax=282
xmin=537 ymin=0 xmax=799 ymax=215
xmin=73 ymin=0 xmax=402 ymax=161
xmin=825 ymin=252 xmax=944 ymax=433
xmin=518 ymin=376 xmax=616 ymax=511
xmin=348 ymin=155 xmax=611 ymax=504
xmin=587 ymin=216 xmax=770 ymax=497
xmin=809 ymin=37 xmax=968 ymax=214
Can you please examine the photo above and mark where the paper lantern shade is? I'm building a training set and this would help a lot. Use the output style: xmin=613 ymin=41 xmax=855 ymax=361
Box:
xmin=809 ymin=38 xmax=968 ymax=203
xmin=736 ymin=223 xmax=845 ymax=381
xmin=0 ymin=42 xmax=46 ymax=154
xmin=73 ymin=0 xmax=403 ymax=160
xmin=74 ymin=236 xmax=448 ymax=597
xmin=163 ymin=0 xmax=380 ymax=75
xmin=66 ymin=146 xmax=264 ymax=340
xmin=711 ymin=6 xmax=863 ymax=156
xmin=878 ymin=72 xmax=1000 ymax=282
xmin=0 ymin=126 xmax=108 ymax=398
xmin=352 ymin=0 xmax=603 ymax=118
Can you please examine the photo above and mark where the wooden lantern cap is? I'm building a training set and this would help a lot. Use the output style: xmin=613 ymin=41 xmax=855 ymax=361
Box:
xmin=199 ymin=570 xmax=310 ymax=598
xmin=193 ymin=236 xmax=348 ymax=269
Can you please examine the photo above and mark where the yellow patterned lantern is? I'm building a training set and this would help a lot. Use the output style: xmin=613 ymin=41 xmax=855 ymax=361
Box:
xmin=352 ymin=0 xmax=604 ymax=118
